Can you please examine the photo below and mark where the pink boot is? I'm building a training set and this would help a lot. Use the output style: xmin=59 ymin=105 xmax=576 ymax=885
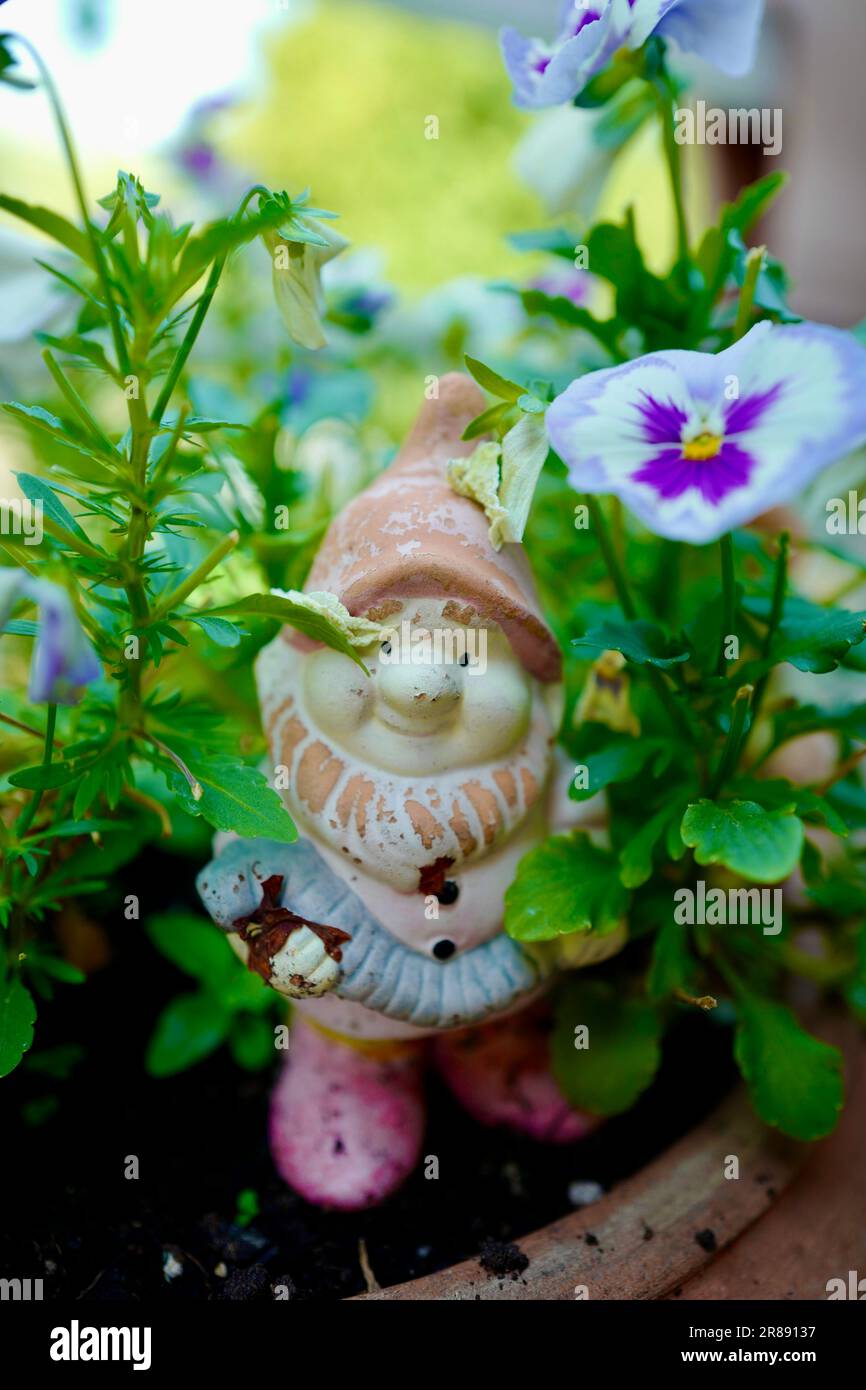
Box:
xmin=433 ymin=1005 xmax=598 ymax=1143
xmin=269 ymin=1019 xmax=427 ymax=1210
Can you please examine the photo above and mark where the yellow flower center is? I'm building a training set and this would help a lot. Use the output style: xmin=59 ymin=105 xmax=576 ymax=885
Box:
xmin=682 ymin=432 xmax=723 ymax=462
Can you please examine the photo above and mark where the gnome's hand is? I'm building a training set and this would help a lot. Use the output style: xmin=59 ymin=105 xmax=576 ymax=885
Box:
xmin=197 ymin=849 xmax=351 ymax=1001
xmin=263 ymin=923 xmax=342 ymax=999
xmin=230 ymin=872 xmax=351 ymax=1000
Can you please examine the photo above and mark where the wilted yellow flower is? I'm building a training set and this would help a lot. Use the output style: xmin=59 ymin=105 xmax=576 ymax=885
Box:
xmin=574 ymin=649 xmax=641 ymax=737
xmin=263 ymin=218 xmax=348 ymax=350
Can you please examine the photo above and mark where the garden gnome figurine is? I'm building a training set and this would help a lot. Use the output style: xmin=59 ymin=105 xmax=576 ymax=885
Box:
xmin=197 ymin=374 xmax=622 ymax=1209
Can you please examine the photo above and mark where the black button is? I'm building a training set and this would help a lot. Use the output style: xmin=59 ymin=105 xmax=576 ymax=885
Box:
xmin=436 ymin=880 xmax=459 ymax=905
xmin=432 ymin=939 xmax=456 ymax=961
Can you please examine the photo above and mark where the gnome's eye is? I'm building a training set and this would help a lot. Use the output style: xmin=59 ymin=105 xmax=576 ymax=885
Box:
xmin=380 ymin=640 xmax=392 ymax=655
xmin=458 ymin=652 xmax=469 ymax=667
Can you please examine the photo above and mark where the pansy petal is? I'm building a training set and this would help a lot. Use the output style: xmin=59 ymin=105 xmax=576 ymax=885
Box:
xmin=501 ymin=0 xmax=630 ymax=109
xmin=547 ymin=321 xmax=866 ymax=544
xmin=502 ymin=0 xmax=765 ymax=106
xmin=657 ymin=0 xmax=765 ymax=78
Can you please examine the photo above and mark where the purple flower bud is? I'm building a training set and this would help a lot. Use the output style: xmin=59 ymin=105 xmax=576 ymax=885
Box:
xmin=0 ymin=569 xmax=101 ymax=705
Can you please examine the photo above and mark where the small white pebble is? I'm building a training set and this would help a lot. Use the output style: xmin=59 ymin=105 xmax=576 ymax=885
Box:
xmin=214 ymin=1262 xmax=228 ymax=1278
xmin=567 ymin=1180 xmax=604 ymax=1208
xmin=162 ymin=1251 xmax=183 ymax=1281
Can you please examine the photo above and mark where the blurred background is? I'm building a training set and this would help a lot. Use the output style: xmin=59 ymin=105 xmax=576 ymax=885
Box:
xmin=1 ymin=0 xmax=865 ymax=552
xmin=1 ymin=0 xmax=864 ymax=307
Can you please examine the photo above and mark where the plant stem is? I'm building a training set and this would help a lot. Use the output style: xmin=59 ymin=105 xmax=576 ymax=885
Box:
xmin=734 ymin=245 xmax=766 ymax=342
xmin=585 ymin=493 xmax=695 ymax=743
xmin=11 ymin=35 xmax=129 ymax=376
xmin=14 ymin=702 xmax=57 ymax=837
xmin=138 ymin=732 xmax=202 ymax=801
xmin=0 ymin=711 xmax=59 ymax=743
xmin=654 ymin=73 xmax=689 ymax=266
xmin=585 ymin=494 xmax=637 ymax=620
xmin=710 ymin=684 xmax=753 ymax=797
xmin=147 ymin=530 xmax=240 ymax=624
xmin=749 ymin=530 xmax=789 ymax=731
xmin=716 ymin=532 xmax=736 ymax=675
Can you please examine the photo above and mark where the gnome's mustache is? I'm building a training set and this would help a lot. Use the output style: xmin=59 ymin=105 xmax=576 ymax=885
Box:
xmin=270 ymin=701 xmax=550 ymax=892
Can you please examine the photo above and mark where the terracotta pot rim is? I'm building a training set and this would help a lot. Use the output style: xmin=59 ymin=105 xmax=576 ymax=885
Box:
xmin=350 ymin=1082 xmax=806 ymax=1300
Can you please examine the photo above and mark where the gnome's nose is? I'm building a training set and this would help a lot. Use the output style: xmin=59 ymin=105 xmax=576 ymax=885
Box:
xmin=378 ymin=661 xmax=462 ymax=726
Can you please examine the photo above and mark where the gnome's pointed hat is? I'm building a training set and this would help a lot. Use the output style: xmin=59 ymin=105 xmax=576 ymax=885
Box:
xmin=295 ymin=373 xmax=561 ymax=682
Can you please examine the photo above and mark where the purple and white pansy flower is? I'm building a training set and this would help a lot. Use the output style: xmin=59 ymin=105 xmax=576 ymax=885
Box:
xmin=546 ymin=321 xmax=866 ymax=544
xmin=0 ymin=569 xmax=101 ymax=704
xmin=501 ymin=0 xmax=765 ymax=110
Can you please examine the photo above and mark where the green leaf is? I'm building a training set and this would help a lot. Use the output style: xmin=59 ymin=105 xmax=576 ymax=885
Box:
xmin=229 ymin=1016 xmax=278 ymax=1071
xmin=505 ymin=832 xmax=628 ymax=942
xmin=463 ymin=355 xmax=524 ymax=402
xmin=36 ymin=331 xmax=118 ymax=380
xmin=733 ymin=989 xmax=843 ymax=1140
xmin=0 ymin=977 xmax=36 ymax=1078
xmin=734 ymin=777 xmax=848 ymax=839
xmin=210 ymin=593 xmax=369 ymax=673
xmin=726 ymin=171 xmax=789 ymax=237
xmin=507 ymin=227 xmax=577 ymax=260
xmin=694 ymin=173 xmax=789 ymax=315
xmin=146 ymin=910 xmax=236 ymax=991
xmin=461 ymin=401 xmax=513 ymax=441
xmin=514 ymin=288 xmax=623 ymax=356
xmin=768 ymin=701 xmax=866 ymax=747
xmin=170 ymin=755 xmax=297 ymax=842
xmin=8 ymin=762 xmax=82 ymax=790
xmin=681 ymin=799 xmax=804 ymax=883
xmin=569 ymin=733 xmax=669 ymax=803
xmin=552 ymin=979 xmax=662 ymax=1116
xmin=184 ymin=614 xmax=243 ymax=647
xmin=2 ymin=402 xmax=117 ymax=476
xmin=0 ymin=192 xmax=93 ymax=264
xmin=28 ymin=954 xmax=85 ymax=984
xmin=647 ymin=918 xmax=693 ymax=1003
xmin=620 ymin=806 xmax=674 ymax=888
xmin=181 ymin=417 xmax=250 ymax=434
xmin=743 ymin=596 xmax=866 ymax=675
xmin=14 ymin=472 xmax=97 ymax=549
xmin=145 ymin=993 xmax=230 ymax=1077
xmin=573 ymin=619 xmax=690 ymax=669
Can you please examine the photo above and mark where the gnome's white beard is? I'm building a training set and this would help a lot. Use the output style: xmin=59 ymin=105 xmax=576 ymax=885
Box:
xmin=268 ymin=698 xmax=553 ymax=893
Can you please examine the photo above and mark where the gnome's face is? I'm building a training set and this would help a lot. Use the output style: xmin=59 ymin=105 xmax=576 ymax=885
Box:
xmin=306 ymin=599 xmax=532 ymax=776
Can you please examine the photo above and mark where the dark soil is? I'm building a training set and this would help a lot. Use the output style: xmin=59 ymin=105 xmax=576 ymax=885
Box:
xmin=0 ymin=847 xmax=738 ymax=1302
